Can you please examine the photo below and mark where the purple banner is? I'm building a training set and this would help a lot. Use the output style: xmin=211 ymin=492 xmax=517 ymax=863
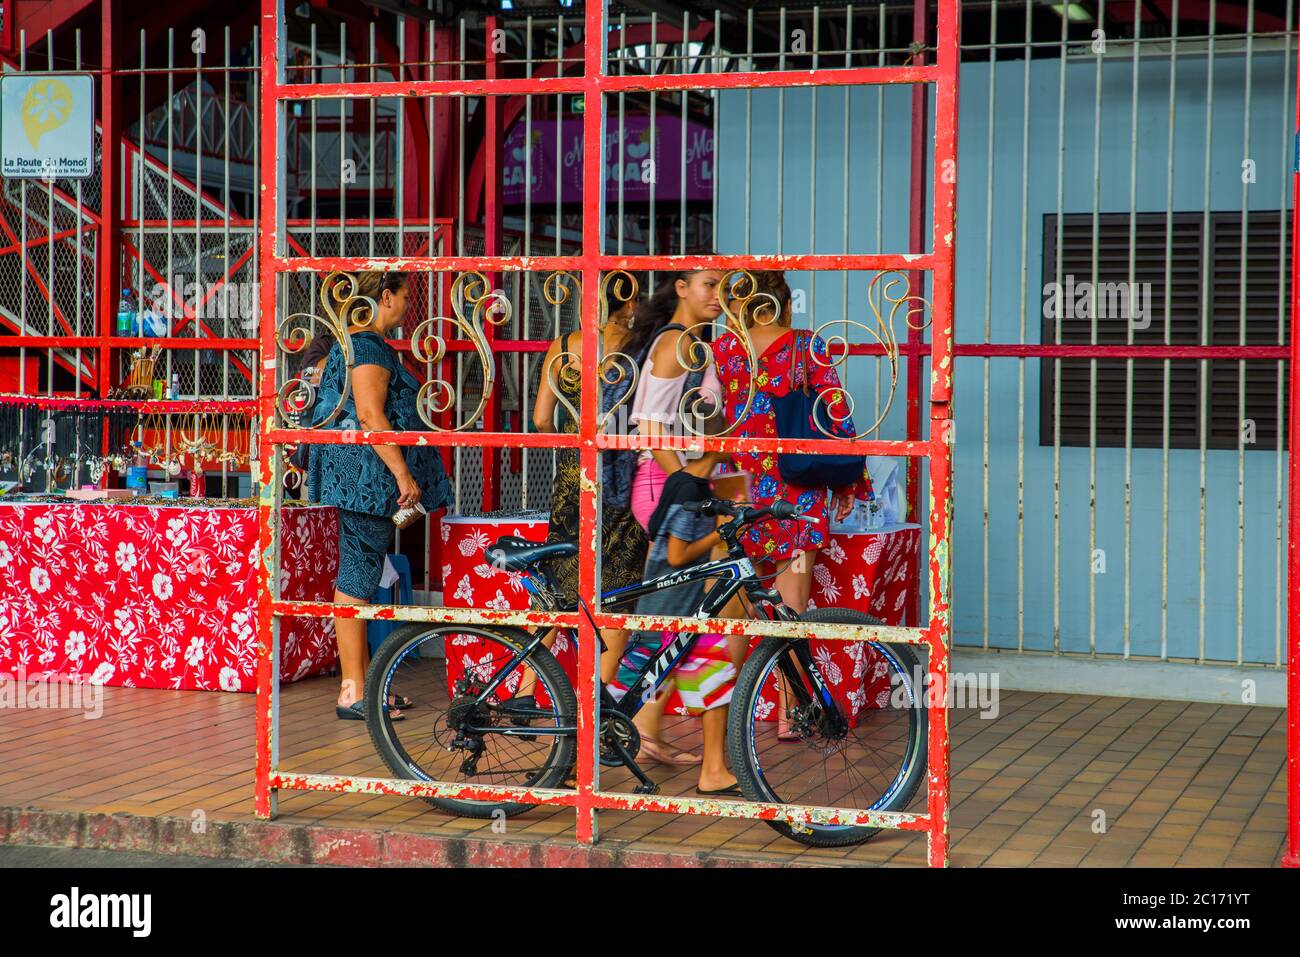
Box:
xmin=502 ymin=115 xmax=713 ymax=205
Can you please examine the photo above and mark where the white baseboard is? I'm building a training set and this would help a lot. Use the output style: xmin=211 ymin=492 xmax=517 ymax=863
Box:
xmin=952 ymin=647 xmax=1285 ymax=707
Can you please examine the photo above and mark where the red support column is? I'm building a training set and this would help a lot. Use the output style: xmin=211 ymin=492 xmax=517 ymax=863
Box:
xmin=925 ymin=0 xmax=959 ymax=869
xmin=575 ymin=0 xmax=606 ymax=846
xmin=1284 ymin=39 xmax=1300 ymax=870
xmin=254 ymin=0 xmax=283 ymax=822
xmin=98 ymin=0 xmax=121 ymax=401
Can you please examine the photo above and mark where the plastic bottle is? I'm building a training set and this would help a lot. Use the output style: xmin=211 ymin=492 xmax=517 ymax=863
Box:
xmin=169 ymin=373 xmax=180 ymax=400
xmin=116 ymin=290 xmax=134 ymax=336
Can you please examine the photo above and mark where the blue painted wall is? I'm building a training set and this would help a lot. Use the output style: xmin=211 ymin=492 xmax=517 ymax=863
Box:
xmin=717 ymin=49 xmax=1295 ymax=663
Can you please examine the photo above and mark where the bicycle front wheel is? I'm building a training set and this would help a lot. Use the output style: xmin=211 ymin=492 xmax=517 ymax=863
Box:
xmin=728 ymin=608 xmax=927 ymax=848
xmin=364 ymin=623 xmax=576 ymax=819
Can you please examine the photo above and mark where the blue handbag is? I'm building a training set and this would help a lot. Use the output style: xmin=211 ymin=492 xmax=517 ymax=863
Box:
xmin=769 ymin=332 xmax=867 ymax=489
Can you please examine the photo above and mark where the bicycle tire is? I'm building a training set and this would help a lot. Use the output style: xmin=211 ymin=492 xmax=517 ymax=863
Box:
xmin=727 ymin=607 xmax=928 ymax=848
xmin=364 ymin=622 xmax=576 ymax=819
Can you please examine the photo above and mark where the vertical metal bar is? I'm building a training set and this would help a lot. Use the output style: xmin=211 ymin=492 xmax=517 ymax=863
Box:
xmin=1197 ymin=0 xmax=1217 ymax=665
xmin=841 ymin=8 xmax=852 ymax=406
xmin=875 ymin=4 xmax=885 ymax=421
xmin=166 ymin=29 xmax=175 ymax=394
xmin=18 ymin=35 xmax=25 ymax=395
xmin=776 ymin=8 xmax=786 ymax=257
xmin=368 ymin=22 xmax=377 ymax=260
xmin=339 ymin=20 xmax=347 ymax=261
xmin=1016 ymin=0 xmax=1031 ymax=653
xmin=1087 ymin=1 xmax=1106 ymax=657
xmin=1051 ymin=1 xmax=1066 ymax=656
xmin=1234 ymin=0 xmax=1255 ymax=666
xmin=744 ymin=9 xmax=753 ymax=255
xmin=649 ymin=13 xmax=658 ymax=267
xmin=617 ymin=12 xmax=626 ymax=256
xmin=46 ymin=31 xmax=55 ymax=395
xmin=99 ymin=9 xmax=121 ymax=401
xmin=809 ymin=8 xmax=819 ymax=320
xmin=906 ymin=0 xmax=930 ymax=616
xmin=483 ymin=14 xmax=502 ymax=513
xmin=981 ymin=0 xmax=997 ymax=652
xmin=1276 ymin=0 xmax=1294 ymax=672
xmin=194 ymin=27 xmax=203 ymax=401
xmin=75 ymin=31 xmax=85 ymax=403
xmin=680 ymin=11 xmax=689 ymax=255
xmin=223 ymin=25 xmax=233 ymax=472
xmin=137 ymin=29 xmax=145 ymax=345
xmin=712 ymin=9 xmax=720 ymax=254
xmin=1161 ymin=2 xmax=1180 ymax=661
xmin=1123 ymin=7 xmax=1142 ymax=660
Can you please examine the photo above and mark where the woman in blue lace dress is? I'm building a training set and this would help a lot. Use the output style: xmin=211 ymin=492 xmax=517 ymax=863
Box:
xmin=307 ymin=271 xmax=452 ymax=720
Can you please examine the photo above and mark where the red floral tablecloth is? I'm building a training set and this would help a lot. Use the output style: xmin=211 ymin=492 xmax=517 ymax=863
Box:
xmin=0 ymin=502 xmax=338 ymax=692
xmin=442 ymin=511 xmax=920 ymax=722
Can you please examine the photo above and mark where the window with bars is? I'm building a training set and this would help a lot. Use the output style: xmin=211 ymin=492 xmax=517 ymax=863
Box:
xmin=1039 ymin=210 xmax=1292 ymax=451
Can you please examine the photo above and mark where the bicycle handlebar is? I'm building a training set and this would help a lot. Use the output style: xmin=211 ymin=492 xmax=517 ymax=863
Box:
xmin=682 ymin=497 xmax=815 ymax=526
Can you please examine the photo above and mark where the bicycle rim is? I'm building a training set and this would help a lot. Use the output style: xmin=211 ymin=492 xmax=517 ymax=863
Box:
xmin=370 ymin=626 xmax=574 ymax=810
xmin=740 ymin=639 xmax=922 ymax=838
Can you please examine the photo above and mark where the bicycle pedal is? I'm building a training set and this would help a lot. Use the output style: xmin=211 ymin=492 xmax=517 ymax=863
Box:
xmin=633 ymin=782 xmax=659 ymax=795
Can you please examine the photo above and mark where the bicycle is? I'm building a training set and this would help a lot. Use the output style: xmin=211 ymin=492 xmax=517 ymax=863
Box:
xmin=363 ymin=497 xmax=927 ymax=847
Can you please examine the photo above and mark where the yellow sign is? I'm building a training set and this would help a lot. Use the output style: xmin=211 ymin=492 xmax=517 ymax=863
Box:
xmin=21 ymin=78 xmax=74 ymax=149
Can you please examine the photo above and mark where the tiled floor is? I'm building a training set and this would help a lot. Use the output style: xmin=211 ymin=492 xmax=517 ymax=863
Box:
xmin=0 ymin=676 xmax=1288 ymax=866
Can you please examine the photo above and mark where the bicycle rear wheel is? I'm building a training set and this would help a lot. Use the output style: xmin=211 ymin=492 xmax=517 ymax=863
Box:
xmin=728 ymin=608 xmax=927 ymax=848
xmin=364 ymin=623 xmax=576 ymax=819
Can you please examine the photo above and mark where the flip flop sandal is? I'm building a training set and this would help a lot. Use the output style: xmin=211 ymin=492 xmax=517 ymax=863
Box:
xmin=388 ymin=693 xmax=415 ymax=709
xmin=696 ymin=784 xmax=743 ymax=797
xmin=335 ymin=700 xmax=404 ymax=722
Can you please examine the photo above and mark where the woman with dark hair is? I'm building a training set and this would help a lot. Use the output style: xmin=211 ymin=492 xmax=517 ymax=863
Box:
xmin=712 ymin=270 xmax=873 ymax=737
xmin=627 ymin=270 xmax=725 ymax=529
xmin=615 ymin=269 xmax=726 ymax=765
xmin=525 ymin=280 xmax=655 ymax=689
xmin=307 ymin=271 xmax=452 ymax=720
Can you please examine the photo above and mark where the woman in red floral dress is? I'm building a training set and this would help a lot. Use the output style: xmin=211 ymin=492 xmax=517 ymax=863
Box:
xmin=711 ymin=271 xmax=873 ymax=613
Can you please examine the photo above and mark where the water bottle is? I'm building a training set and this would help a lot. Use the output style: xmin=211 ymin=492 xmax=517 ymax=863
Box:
xmin=116 ymin=290 xmax=135 ymax=336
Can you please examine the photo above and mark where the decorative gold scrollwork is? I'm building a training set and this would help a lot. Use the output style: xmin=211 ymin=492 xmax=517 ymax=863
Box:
xmin=409 ymin=271 xmax=512 ymax=431
xmin=597 ymin=270 xmax=643 ymax=434
xmin=275 ymin=271 xmax=364 ymax=429
xmin=806 ymin=271 xmax=932 ymax=439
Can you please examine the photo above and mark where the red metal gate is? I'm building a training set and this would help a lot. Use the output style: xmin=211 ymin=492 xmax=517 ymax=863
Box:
xmin=255 ymin=0 xmax=958 ymax=864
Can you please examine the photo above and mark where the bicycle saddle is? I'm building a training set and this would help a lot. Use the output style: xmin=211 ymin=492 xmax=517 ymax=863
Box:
xmin=484 ymin=535 xmax=578 ymax=572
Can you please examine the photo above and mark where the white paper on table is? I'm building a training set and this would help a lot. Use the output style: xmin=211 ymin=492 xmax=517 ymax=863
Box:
xmin=865 ymin=456 xmax=904 ymax=525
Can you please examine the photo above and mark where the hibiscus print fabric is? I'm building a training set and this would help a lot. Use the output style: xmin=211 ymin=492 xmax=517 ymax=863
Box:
xmin=711 ymin=328 xmax=874 ymax=564
xmin=0 ymin=503 xmax=339 ymax=692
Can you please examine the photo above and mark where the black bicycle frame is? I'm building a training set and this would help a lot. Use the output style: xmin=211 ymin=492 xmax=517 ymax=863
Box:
xmin=466 ymin=517 xmax=846 ymax=738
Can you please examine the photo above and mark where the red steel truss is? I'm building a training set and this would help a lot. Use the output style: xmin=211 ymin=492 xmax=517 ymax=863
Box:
xmin=255 ymin=0 xmax=959 ymax=864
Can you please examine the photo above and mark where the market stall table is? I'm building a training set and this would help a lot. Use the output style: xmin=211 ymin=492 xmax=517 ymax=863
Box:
xmin=0 ymin=500 xmax=339 ymax=692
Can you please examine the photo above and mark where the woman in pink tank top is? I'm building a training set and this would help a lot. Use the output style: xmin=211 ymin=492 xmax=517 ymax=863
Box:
xmin=629 ymin=271 xmax=725 ymax=530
